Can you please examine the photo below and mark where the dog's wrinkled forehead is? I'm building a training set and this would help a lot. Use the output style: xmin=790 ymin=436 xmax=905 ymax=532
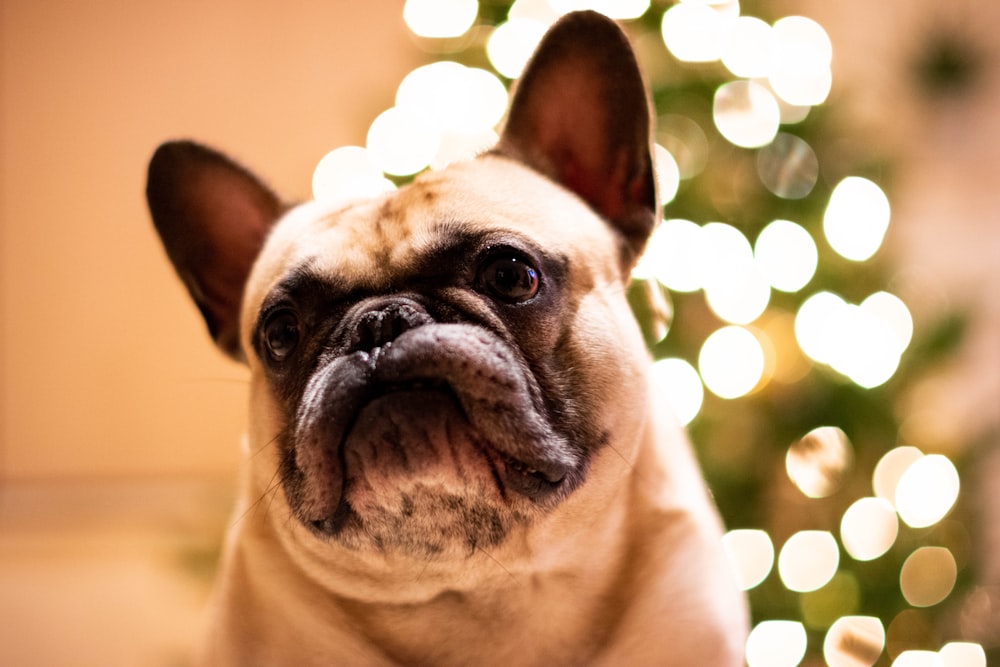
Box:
xmin=244 ymin=155 xmax=622 ymax=315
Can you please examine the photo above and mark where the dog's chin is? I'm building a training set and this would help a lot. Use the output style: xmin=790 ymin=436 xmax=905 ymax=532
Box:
xmin=282 ymin=324 xmax=581 ymax=555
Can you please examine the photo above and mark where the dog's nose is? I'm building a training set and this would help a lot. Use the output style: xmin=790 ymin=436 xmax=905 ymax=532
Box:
xmin=351 ymin=301 xmax=433 ymax=352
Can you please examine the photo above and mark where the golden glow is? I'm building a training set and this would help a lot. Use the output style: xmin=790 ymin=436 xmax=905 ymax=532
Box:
xmin=651 ymin=358 xmax=703 ymax=426
xmin=900 ymin=547 xmax=957 ymax=607
xmin=823 ymin=616 xmax=885 ymax=667
xmin=745 ymin=620 xmax=808 ymax=667
xmin=713 ymin=80 xmax=781 ymax=148
xmin=895 ymin=454 xmax=960 ymax=528
xmin=892 ymin=652 xmax=944 ymax=667
xmin=699 ymin=326 xmax=766 ymax=399
xmin=840 ymin=497 xmax=898 ymax=562
xmin=768 ymin=16 xmax=833 ymax=106
xmin=403 ymin=0 xmax=479 ymax=38
xmin=397 ymin=63 xmax=508 ymax=134
xmin=722 ymin=529 xmax=774 ymax=590
xmin=786 ymin=426 xmax=853 ymax=498
xmin=861 ymin=291 xmax=913 ymax=354
xmin=312 ymin=146 xmax=396 ymax=204
xmin=487 ymin=18 xmax=547 ymax=78
xmin=548 ymin=0 xmax=650 ymax=20
xmin=754 ymin=219 xmax=818 ymax=293
xmin=660 ymin=2 xmax=730 ymax=63
xmin=778 ymin=530 xmax=839 ymax=592
xmin=824 ymin=177 xmax=892 ymax=262
xmin=638 ymin=218 xmax=703 ymax=292
xmin=700 ymin=223 xmax=771 ymax=324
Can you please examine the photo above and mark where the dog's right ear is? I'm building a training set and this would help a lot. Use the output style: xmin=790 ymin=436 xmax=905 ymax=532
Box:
xmin=146 ymin=141 xmax=281 ymax=361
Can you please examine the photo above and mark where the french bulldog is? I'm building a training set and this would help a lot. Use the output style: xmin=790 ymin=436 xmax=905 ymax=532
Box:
xmin=146 ymin=11 xmax=747 ymax=666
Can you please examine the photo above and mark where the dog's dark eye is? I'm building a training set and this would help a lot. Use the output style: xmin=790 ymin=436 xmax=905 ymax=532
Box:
xmin=263 ymin=311 xmax=300 ymax=362
xmin=481 ymin=253 xmax=540 ymax=303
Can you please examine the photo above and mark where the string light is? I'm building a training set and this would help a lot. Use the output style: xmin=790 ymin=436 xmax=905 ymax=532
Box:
xmin=823 ymin=616 xmax=885 ymax=667
xmin=778 ymin=530 xmax=839 ymax=592
xmin=754 ymin=219 xmax=818 ymax=293
xmin=698 ymin=325 xmax=765 ymax=399
xmin=403 ymin=0 xmax=479 ymax=38
xmin=745 ymin=620 xmax=808 ymax=667
xmin=651 ymin=357 xmax=703 ymax=426
xmin=722 ymin=529 xmax=774 ymax=590
xmin=786 ymin=426 xmax=853 ymax=498
xmin=713 ymin=80 xmax=781 ymax=148
xmin=824 ymin=177 xmax=892 ymax=262
xmin=840 ymin=497 xmax=899 ymax=561
xmin=899 ymin=547 xmax=957 ymax=607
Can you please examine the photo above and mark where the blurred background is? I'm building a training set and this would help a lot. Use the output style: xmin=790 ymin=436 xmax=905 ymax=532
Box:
xmin=1 ymin=1 xmax=997 ymax=665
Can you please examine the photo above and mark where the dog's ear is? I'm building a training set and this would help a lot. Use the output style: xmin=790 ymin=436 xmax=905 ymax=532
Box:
xmin=146 ymin=141 xmax=281 ymax=361
xmin=497 ymin=10 xmax=658 ymax=270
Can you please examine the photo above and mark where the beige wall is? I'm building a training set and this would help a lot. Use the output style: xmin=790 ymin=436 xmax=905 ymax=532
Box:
xmin=1 ymin=0 xmax=418 ymax=479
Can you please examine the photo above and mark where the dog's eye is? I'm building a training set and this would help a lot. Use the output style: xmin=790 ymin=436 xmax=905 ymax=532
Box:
xmin=263 ymin=311 xmax=300 ymax=362
xmin=481 ymin=253 xmax=540 ymax=303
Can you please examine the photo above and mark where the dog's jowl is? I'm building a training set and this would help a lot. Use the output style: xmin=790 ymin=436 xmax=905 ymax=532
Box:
xmin=147 ymin=11 xmax=748 ymax=666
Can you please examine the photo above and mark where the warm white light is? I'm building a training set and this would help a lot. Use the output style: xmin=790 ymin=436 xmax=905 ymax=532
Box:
xmin=778 ymin=530 xmax=839 ymax=592
xmin=699 ymin=326 xmax=765 ymax=399
xmin=487 ymin=18 xmax=547 ymax=78
xmin=654 ymin=144 xmax=681 ymax=204
xmin=397 ymin=63 xmax=508 ymax=134
xmin=895 ymin=454 xmax=960 ymax=528
xmin=824 ymin=177 xmax=891 ymax=262
xmin=403 ymin=0 xmax=479 ymax=38
xmin=642 ymin=218 xmax=703 ymax=292
xmin=745 ymin=620 xmax=808 ymax=667
xmin=786 ymin=426 xmax=853 ymax=498
xmin=548 ymin=0 xmax=650 ymax=20
xmin=722 ymin=16 xmax=772 ymax=78
xmin=713 ymin=80 xmax=781 ymax=149
xmin=840 ymin=497 xmax=898 ymax=561
xmin=830 ymin=303 xmax=902 ymax=388
xmin=860 ymin=291 xmax=913 ymax=354
xmin=873 ymin=446 xmax=924 ymax=504
xmin=722 ymin=529 xmax=774 ymax=590
xmin=939 ymin=643 xmax=987 ymax=667
xmin=651 ymin=358 xmax=704 ymax=426
xmin=430 ymin=128 xmax=498 ymax=170
xmin=754 ymin=219 xmax=818 ymax=292
xmin=366 ymin=107 xmax=440 ymax=176
xmin=700 ymin=222 xmax=770 ymax=323
xmin=892 ymin=652 xmax=944 ymax=667
xmin=661 ymin=2 xmax=729 ymax=63
xmin=900 ymin=547 xmax=957 ymax=607
xmin=312 ymin=146 xmax=396 ymax=204
xmin=823 ymin=616 xmax=885 ymax=667
xmin=794 ymin=291 xmax=848 ymax=364
xmin=769 ymin=16 xmax=833 ymax=106
xmin=756 ymin=133 xmax=819 ymax=199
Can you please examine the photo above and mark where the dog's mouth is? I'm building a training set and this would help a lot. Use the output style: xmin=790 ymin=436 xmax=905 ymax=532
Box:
xmin=285 ymin=324 xmax=580 ymax=547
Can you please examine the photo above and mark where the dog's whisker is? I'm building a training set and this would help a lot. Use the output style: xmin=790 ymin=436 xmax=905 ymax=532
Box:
xmin=474 ymin=544 xmax=517 ymax=583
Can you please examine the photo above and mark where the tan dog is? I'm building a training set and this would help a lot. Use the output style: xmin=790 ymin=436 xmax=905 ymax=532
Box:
xmin=147 ymin=11 xmax=747 ymax=666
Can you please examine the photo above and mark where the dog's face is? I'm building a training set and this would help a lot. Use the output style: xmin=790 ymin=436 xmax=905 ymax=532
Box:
xmin=147 ymin=11 xmax=657 ymax=558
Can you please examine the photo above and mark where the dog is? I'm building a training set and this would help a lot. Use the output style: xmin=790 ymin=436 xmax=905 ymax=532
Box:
xmin=146 ymin=11 xmax=747 ymax=666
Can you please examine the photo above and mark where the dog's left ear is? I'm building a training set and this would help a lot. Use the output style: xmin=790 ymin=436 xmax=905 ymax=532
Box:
xmin=497 ymin=10 xmax=658 ymax=269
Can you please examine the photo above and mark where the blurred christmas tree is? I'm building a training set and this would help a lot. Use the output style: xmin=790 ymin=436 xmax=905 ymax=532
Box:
xmin=312 ymin=1 xmax=985 ymax=664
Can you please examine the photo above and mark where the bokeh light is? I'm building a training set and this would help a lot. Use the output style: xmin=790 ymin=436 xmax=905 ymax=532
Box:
xmin=403 ymin=0 xmax=479 ymax=38
xmin=754 ymin=219 xmax=818 ymax=293
xmin=366 ymin=106 xmax=440 ymax=176
xmin=397 ymin=62 xmax=508 ymax=134
xmin=861 ymin=291 xmax=913 ymax=354
xmin=823 ymin=616 xmax=885 ymax=667
xmin=873 ymin=446 xmax=924 ymax=503
xmin=312 ymin=146 xmax=396 ymax=204
xmin=768 ymin=16 xmax=833 ymax=106
xmin=824 ymin=177 xmax=892 ymax=262
xmin=699 ymin=326 xmax=765 ymax=399
xmin=653 ymin=144 xmax=681 ymax=204
xmin=786 ymin=426 xmax=853 ymax=498
xmin=840 ymin=497 xmax=899 ymax=561
xmin=795 ymin=291 xmax=848 ymax=365
xmin=900 ymin=547 xmax=957 ymax=608
xmin=722 ymin=529 xmax=774 ymax=590
xmin=895 ymin=454 xmax=960 ymax=528
xmin=939 ymin=643 xmax=987 ymax=667
xmin=487 ymin=18 xmax=548 ymax=78
xmin=756 ymin=133 xmax=819 ymax=199
xmin=651 ymin=357 xmax=703 ymax=426
xmin=721 ymin=15 xmax=772 ymax=78
xmin=892 ymin=651 xmax=942 ymax=667
xmin=660 ymin=1 xmax=730 ymax=63
xmin=778 ymin=530 xmax=839 ymax=592
xmin=639 ymin=218 xmax=703 ymax=292
xmin=713 ymin=80 xmax=781 ymax=148
xmin=745 ymin=620 xmax=808 ymax=667
xmin=699 ymin=222 xmax=771 ymax=324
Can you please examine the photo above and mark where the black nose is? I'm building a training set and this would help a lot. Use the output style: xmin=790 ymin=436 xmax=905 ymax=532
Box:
xmin=351 ymin=300 xmax=433 ymax=352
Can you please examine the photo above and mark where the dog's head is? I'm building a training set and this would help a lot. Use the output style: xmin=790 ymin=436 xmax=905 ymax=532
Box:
xmin=147 ymin=11 xmax=658 ymax=557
